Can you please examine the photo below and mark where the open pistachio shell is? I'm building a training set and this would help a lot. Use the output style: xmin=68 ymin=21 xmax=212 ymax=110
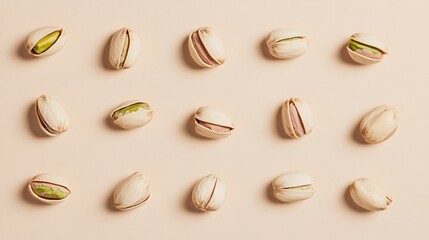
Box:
xmin=35 ymin=94 xmax=70 ymax=136
xmin=360 ymin=105 xmax=398 ymax=144
xmin=110 ymin=100 xmax=153 ymax=130
xmin=350 ymin=178 xmax=392 ymax=211
xmin=188 ymin=27 xmax=226 ymax=68
xmin=266 ymin=28 xmax=309 ymax=59
xmin=281 ymin=97 xmax=314 ymax=138
xmin=272 ymin=172 xmax=315 ymax=202
xmin=113 ymin=172 xmax=151 ymax=211
xmin=194 ymin=106 xmax=234 ymax=139
xmin=25 ymin=26 xmax=66 ymax=57
xmin=192 ymin=174 xmax=226 ymax=211
xmin=347 ymin=33 xmax=388 ymax=64
xmin=109 ymin=28 xmax=140 ymax=69
xmin=28 ymin=173 xmax=71 ymax=204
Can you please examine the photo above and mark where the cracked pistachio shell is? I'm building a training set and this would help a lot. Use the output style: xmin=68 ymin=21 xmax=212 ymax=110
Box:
xmin=25 ymin=26 xmax=66 ymax=57
xmin=266 ymin=28 xmax=309 ymax=59
xmin=188 ymin=27 xmax=226 ymax=68
xmin=281 ymin=97 xmax=314 ymax=138
xmin=110 ymin=100 xmax=153 ymax=130
xmin=28 ymin=173 xmax=71 ymax=204
xmin=350 ymin=178 xmax=392 ymax=211
xmin=109 ymin=28 xmax=140 ymax=69
xmin=360 ymin=105 xmax=398 ymax=144
xmin=272 ymin=172 xmax=315 ymax=202
xmin=35 ymin=94 xmax=70 ymax=136
xmin=347 ymin=33 xmax=388 ymax=64
xmin=113 ymin=172 xmax=151 ymax=211
xmin=194 ymin=106 xmax=234 ymax=139
xmin=192 ymin=174 xmax=226 ymax=211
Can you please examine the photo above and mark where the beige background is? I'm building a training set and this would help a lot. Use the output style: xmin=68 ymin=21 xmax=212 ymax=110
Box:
xmin=0 ymin=0 xmax=428 ymax=239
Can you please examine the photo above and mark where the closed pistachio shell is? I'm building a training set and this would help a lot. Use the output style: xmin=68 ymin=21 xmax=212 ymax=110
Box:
xmin=192 ymin=174 xmax=226 ymax=211
xmin=109 ymin=28 xmax=140 ymax=69
xmin=113 ymin=172 xmax=151 ymax=211
xmin=188 ymin=27 xmax=226 ymax=68
xmin=347 ymin=33 xmax=388 ymax=64
xmin=281 ymin=97 xmax=314 ymax=138
xmin=272 ymin=172 xmax=315 ymax=202
xmin=266 ymin=28 xmax=309 ymax=59
xmin=25 ymin=26 xmax=66 ymax=57
xmin=350 ymin=178 xmax=392 ymax=211
xmin=28 ymin=173 xmax=71 ymax=204
xmin=194 ymin=106 xmax=234 ymax=139
xmin=35 ymin=94 xmax=70 ymax=136
xmin=360 ymin=105 xmax=398 ymax=144
xmin=110 ymin=100 xmax=153 ymax=130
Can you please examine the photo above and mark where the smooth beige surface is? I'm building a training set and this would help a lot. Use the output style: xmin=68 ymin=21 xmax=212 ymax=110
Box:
xmin=0 ymin=0 xmax=428 ymax=239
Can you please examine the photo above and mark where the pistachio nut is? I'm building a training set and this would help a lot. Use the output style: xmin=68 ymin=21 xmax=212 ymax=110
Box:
xmin=347 ymin=33 xmax=388 ymax=64
xmin=192 ymin=174 xmax=226 ymax=211
xmin=110 ymin=100 xmax=153 ymax=130
xmin=194 ymin=106 xmax=234 ymax=139
xmin=35 ymin=94 xmax=70 ymax=136
xmin=350 ymin=178 xmax=392 ymax=211
xmin=188 ymin=27 xmax=226 ymax=68
xmin=25 ymin=26 xmax=66 ymax=57
xmin=113 ymin=172 xmax=151 ymax=211
xmin=272 ymin=172 xmax=315 ymax=202
xmin=109 ymin=28 xmax=140 ymax=69
xmin=360 ymin=105 xmax=398 ymax=144
xmin=28 ymin=173 xmax=71 ymax=204
xmin=266 ymin=28 xmax=309 ymax=59
xmin=281 ymin=97 xmax=314 ymax=138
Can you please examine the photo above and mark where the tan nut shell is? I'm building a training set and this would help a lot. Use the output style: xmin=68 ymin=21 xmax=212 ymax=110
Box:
xmin=347 ymin=33 xmax=388 ymax=64
xmin=109 ymin=28 xmax=140 ymax=69
xmin=113 ymin=172 xmax=151 ymax=211
xmin=35 ymin=94 xmax=70 ymax=136
xmin=350 ymin=178 xmax=392 ymax=211
xmin=27 ymin=173 xmax=71 ymax=204
xmin=25 ymin=26 xmax=66 ymax=57
xmin=272 ymin=172 xmax=315 ymax=202
xmin=192 ymin=174 xmax=226 ymax=211
xmin=281 ymin=97 xmax=314 ymax=138
xmin=110 ymin=100 xmax=153 ymax=130
xmin=360 ymin=105 xmax=398 ymax=144
xmin=188 ymin=27 xmax=226 ymax=68
xmin=194 ymin=106 xmax=234 ymax=139
xmin=266 ymin=28 xmax=309 ymax=59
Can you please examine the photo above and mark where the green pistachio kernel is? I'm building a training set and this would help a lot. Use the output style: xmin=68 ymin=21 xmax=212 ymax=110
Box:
xmin=348 ymin=39 xmax=381 ymax=55
xmin=31 ymin=183 xmax=70 ymax=200
xmin=277 ymin=37 xmax=302 ymax=43
xmin=112 ymin=103 xmax=150 ymax=120
xmin=32 ymin=31 xmax=60 ymax=54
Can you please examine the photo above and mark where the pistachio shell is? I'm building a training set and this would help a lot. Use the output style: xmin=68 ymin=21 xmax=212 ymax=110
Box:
xmin=360 ymin=105 xmax=398 ymax=144
xmin=192 ymin=174 xmax=226 ymax=211
xmin=110 ymin=100 xmax=153 ymax=130
xmin=272 ymin=172 xmax=315 ymax=202
xmin=266 ymin=28 xmax=309 ymax=59
xmin=281 ymin=97 xmax=314 ymax=138
xmin=188 ymin=27 xmax=226 ymax=68
xmin=28 ymin=173 xmax=71 ymax=204
xmin=109 ymin=28 xmax=140 ymax=69
xmin=350 ymin=178 xmax=392 ymax=211
xmin=347 ymin=33 xmax=388 ymax=64
xmin=35 ymin=94 xmax=70 ymax=136
xmin=113 ymin=172 xmax=151 ymax=211
xmin=194 ymin=106 xmax=234 ymax=139
xmin=25 ymin=26 xmax=66 ymax=57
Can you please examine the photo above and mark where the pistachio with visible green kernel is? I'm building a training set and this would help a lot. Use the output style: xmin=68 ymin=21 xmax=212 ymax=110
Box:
xmin=109 ymin=28 xmax=140 ymax=69
xmin=110 ymin=100 xmax=153 ymax=129
xmin=194 ymin=106 xmax=234 ymax=139
xmin=28 ymin=173 xmax=71 ymax=204
xmin=266 ymin=28 xmax=309 ymax=59
xmin=25 ymin=26 xmax=66 ymax=57
xmin=347 ymin=33 xmax=388 ymax=64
